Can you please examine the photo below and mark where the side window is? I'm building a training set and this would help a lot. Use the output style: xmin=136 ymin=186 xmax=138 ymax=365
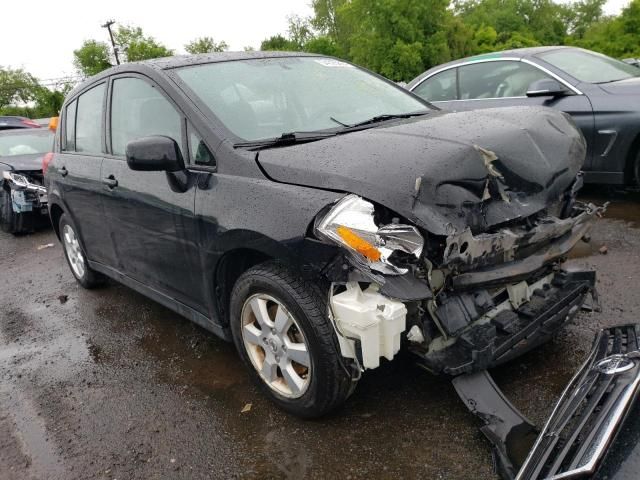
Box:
xmin=63 ymin=100 xmax=77 ymax=151
xmin=111 ymin=77 xmax=182 ymax=157
xmin=412 ymin=69 xmax=457 ymax=102
xmin=188 ymin=126 xmax=215 ymax=166
xmin=458 ymin=61 xmax=550 ymax=100
xmin=75 ymin=84 xmax=105 ymax=154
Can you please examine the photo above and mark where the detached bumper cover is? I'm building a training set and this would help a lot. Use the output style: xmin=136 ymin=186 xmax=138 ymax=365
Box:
xmin=517 ymin=324 xmax=640 ymax=480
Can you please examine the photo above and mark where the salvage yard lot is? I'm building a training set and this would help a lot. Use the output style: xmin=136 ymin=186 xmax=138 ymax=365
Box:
xmin=1 ymin=188 xmax=639 ymax=480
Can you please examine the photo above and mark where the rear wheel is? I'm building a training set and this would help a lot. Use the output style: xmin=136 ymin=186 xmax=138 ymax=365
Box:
xmin=230 ymin=261 xmax=355 ymax=418
xmin=59 ymin=214 xmax=106 ymax=289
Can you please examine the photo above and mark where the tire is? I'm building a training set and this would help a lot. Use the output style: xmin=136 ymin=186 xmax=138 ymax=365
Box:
xmin=230 ymin=261 xmax=355 ymax=418
xmin=59 ymin=214 xmax=106 ymax=289
xmin=633 ymin=149 xmax=640 ymax=187
xmin=0 ymin=187 xmax=20 ymax=234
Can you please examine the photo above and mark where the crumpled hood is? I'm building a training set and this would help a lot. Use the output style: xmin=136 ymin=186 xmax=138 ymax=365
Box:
xmin=0 ymin=153 xmax=44 ymax=172
xmin=599 ymin=77 xmax=640 ymax=95
xmin=257 ymin=106 xmax=585 ymax=236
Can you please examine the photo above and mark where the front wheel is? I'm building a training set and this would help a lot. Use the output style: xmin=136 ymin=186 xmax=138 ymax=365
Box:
xmin=59 ymin=214 xmax=106 ymax=289
xmin=230 ymin=261 xmax=355 ymax=418
xmin=0 ymin=188 xmax=20 ymax=234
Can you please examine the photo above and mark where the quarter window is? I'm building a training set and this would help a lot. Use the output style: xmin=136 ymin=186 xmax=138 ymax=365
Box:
xmin=458 ymin=61 xmax=550 ymax=100
xmin=188 ymin=126 xmax=215 ymax=166
xmin=110 ymin=77 xmax=182 ymax=157
xmin=75 ymin=84 xmax=105 ymax=154
xmin=413 ymin=69 xmax=457 ymax=102
xmin=64 ymin=100 xmax=77 ymax=151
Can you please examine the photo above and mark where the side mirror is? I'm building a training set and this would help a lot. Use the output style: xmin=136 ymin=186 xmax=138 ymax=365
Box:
xmin=526 ymin=78 xmax=571 ymax=98
xmin=126 ymin=136 xmax=184 ymax=172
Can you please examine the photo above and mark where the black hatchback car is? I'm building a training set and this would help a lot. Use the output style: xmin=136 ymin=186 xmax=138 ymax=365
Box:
xmin=408 ymin=47 xmax=640 ymax=186
xmin=45 ymin=52 xmax=639 ymax=478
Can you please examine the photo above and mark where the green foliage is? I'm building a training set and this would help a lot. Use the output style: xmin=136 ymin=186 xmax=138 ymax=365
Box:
xmin=571 ymin=0 xmax=640 ymax=58
xmin=0 ymin=66 xmax=73 ymax=117
xmin=0 ymin=67 xmax=40 ymax=110
xmin=185 ymin=37 xmax=229 ymax=54
xmin=260 ymin=35 xmax=298 ymax=51
xmin=115 ymin=25 xmax=174 ymax=62
xmin=73 ymin=40 xmax=112 ymax=77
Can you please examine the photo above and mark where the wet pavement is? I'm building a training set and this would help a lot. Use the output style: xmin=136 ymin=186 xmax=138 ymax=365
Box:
xmin=1 ymin=188 xmax=639 ymax=480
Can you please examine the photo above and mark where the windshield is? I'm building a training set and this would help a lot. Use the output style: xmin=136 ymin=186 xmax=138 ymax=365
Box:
xmin=175 ymin=57 xmax=430 ymax=141
xmin=538 ymin=49 xmax=640 ymax=84
xmin=0 ymin=131 xmax=52 ymax=157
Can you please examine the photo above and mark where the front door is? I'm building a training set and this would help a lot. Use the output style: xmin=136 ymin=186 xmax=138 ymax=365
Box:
xmin=101 ymin=75 xmax=202 ymax=311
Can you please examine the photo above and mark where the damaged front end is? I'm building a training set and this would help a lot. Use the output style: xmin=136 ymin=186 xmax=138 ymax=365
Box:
xmin=315 ymin=172 xmax=602 ymax=377
xmin=1 ymin=170 xmax=49 ymax=232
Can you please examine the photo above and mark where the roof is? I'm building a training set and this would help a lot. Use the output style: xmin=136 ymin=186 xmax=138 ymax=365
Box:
xmin=139 ymin=50 xmax=322 ymax=70
xmin=66 ymin=51 xmax=324 ymax=99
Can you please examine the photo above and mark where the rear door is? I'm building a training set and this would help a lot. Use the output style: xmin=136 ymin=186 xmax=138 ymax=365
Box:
xmin=101 ymin=74 xmax=202 ymax=311
xmin=54 ymin=82 xmax=117 ymax=265
xmin=411 ymin=60 xmax=596 ymax=167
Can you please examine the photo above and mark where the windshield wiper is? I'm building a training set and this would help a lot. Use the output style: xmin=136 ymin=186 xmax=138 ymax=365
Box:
xmin=336 ymin=111 xmax=431 ymax=130
xmin=234 ymin=131 xmax=337 ymax=150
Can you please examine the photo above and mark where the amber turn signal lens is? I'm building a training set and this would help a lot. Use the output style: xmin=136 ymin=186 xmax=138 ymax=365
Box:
xmin=48 ymin=116 xmax=59 ymax=131
xmin=336 ymin=226 xmax=381 ymax=261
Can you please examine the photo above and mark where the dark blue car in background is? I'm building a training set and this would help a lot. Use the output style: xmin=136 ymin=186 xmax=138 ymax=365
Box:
xmin=408 ymin=47 xmax=640 ymax=186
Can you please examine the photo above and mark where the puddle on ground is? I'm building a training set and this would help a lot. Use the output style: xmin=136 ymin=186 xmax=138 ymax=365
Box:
xmin=580 ymin=187 xmax=640 ymax=228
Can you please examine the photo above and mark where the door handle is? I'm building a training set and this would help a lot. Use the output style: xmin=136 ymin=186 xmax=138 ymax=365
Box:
xmin=59 ymin=166 xmax=68 ymax=177
xmin=103 ymin=175 xmax=118 ymax=189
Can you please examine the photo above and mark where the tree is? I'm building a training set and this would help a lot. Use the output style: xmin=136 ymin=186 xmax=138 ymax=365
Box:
xmin=185 ymin=37 xmax=229 ymax=54
xmin=73 ymin=40 xmax=112 ymax=77
xmin=115 ymin=25 xmax=174 ymax=62
xmin=260 ymin=34 xmax=298 ymax=51
xmin=0 ymin=67 xmax=40 ymax=110
xmin=339 ymin=0 xmax=450 ymax=81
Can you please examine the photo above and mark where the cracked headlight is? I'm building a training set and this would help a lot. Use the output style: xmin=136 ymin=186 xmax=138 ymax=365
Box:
xmin=315 ymin=195 xmax=424 ymax=275
xmin=2 ymin=171 xmax=30 ymax=188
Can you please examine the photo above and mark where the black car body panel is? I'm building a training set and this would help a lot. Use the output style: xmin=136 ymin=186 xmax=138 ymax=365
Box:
xmin=257 ymin=106 xmax=585 ymax=236
xmin=408 ymin=46 xmax=640 ymax=185
xmin=45 ymin=52 xmax=621 ymax=474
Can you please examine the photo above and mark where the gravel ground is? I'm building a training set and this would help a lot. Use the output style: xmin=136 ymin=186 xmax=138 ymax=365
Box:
xmin=1 ymin=187 xmax=638 ymax=480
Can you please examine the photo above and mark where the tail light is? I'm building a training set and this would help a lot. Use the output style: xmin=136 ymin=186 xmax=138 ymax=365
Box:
xmin=21 ymin=118 xmax=41 ymax=128
xmin=42 ymin=152 xmax=54 ymax=175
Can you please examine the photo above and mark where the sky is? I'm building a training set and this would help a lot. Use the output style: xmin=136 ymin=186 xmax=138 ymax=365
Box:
xmin=0 ymin=0 xmax=632 ymax=83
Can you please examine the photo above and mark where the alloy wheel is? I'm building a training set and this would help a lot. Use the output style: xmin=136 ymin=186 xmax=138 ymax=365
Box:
xmin=240 ymin=293 xmax=311 ymax=398
xmin=62 ymin=224 xmax=86 ymax=279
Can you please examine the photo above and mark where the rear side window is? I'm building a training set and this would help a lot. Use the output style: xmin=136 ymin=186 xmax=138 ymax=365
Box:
xmin=64 ymin=100 xmax=77 ymax=151
xmin=413 ymin=69 xmax=458 ymax=102
xmin=110 ymin=77 xmax=182 ymax=157
xmin=75 ymin=84 xmax=105 ymax=154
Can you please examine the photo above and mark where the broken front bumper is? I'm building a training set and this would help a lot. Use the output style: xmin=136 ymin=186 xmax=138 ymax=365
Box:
xmin=454 ymin=324 xmax=640 ymax=480
xmin=411 ymin=270 xmax=596 ymax=375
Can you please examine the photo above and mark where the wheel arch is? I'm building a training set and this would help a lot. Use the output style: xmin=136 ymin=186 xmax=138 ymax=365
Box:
xmin=49 ymin=202 xmax=65 ymax=240
xmin=214 ymin=248 xmax=274 ymax=326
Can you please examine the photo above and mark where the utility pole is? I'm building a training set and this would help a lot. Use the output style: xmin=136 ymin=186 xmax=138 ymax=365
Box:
xmin=101 ymin=20 xmax=120 ymax=65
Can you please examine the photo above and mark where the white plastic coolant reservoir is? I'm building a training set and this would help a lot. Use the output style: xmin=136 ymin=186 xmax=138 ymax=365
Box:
xmin=330 ymin=282 xmax=407 ymax=369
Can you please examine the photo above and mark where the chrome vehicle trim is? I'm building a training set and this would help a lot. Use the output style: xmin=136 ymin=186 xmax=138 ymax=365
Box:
xmin=410 ymin=57 xmax=582 ymax=98
xmin=516 ymin=324 xmax=640 ymax=480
